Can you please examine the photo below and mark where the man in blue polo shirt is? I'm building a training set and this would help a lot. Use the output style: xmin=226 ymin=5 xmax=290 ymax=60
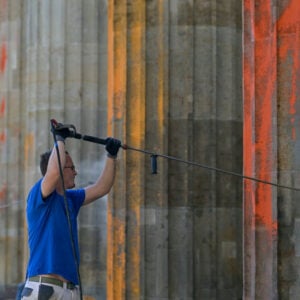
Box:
xmin=21 ymin=122 xmax=121 ymax=299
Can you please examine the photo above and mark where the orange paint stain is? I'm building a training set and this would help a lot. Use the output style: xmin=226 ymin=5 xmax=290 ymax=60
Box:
xmin=106 ymin=2 xmax=127 ymax=299
xmin=109 ymin=2 xmax=127 ymax=125
xmin=157 ymin=1 xmax=166 ymax=138
xmin=107 ymin=212 xmax=126 ymax=300
xmin=24 ymin=133 xmax=35 ymax=162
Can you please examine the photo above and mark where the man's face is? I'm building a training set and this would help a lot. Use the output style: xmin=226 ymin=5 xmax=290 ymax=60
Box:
xmin=63 ymin=155 xmax=77 ymax=189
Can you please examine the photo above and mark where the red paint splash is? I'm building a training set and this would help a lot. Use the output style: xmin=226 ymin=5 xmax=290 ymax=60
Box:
xmin=278 ymin=0 xmax=300 ymax=30
xmin=0 ymin=183 xmax=7 ymax=201
xmin=244 ymin=0 xmax=276 ymax=231
xmin=0 ymin=43 xmax=7 ymax=74
xmin=244 ymin=0 xmax=300 ymax=232
xmin=277 ymin=0 xmax=300 ymax=140
xmin=0 ymin=97 xmax=5 ymax=117
xmin=243 ymin=1 xmax=298 ymax=296
xmin=0 ymin=131 xmax=6 ymax=143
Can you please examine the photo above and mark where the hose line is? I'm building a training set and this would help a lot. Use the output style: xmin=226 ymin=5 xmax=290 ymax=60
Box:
xmin=51 ymin=123 xmax=83 ymax=300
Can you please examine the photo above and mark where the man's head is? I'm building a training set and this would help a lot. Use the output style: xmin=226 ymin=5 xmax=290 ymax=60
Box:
xmin=40 ymin=150 xmax=77 ymax=189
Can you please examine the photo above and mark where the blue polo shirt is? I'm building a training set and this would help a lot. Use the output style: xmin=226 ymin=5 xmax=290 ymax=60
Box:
xmin=26 ymin=179 xmax=85 ymax=284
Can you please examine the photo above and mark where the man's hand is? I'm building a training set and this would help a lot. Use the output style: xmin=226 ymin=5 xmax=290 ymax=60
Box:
xmin=105 ymin=137 xmax=121 ymax=158
xmin=51 ymin=119 xmax=76 ymax=142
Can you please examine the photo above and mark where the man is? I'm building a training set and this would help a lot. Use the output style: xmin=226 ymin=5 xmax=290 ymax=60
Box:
xmin=20 ymin=121 xmax=121 ymax=299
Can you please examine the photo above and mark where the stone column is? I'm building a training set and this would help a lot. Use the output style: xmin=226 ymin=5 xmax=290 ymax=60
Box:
xmin=243 ymin=0 xmax=278 ymax=299
xmin=107 ymin=1 xmax=243 ymax=299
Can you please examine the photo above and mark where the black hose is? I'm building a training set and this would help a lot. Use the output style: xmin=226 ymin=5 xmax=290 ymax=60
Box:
xmin=50 ymin=122 xmax=83 ymax=300
xmin=123 ymin=144 xmax=300 ymax=192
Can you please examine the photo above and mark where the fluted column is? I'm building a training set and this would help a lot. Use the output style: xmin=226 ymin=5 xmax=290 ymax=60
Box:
xmin=243 ymin=1 xmax=287 ymax=299
xmin=107 ymin=1 xmax=243 ymax=300
xmin=277 ymin=0 xmax=300 ymax=299
xmin=0 ymin=0 xmax=24 ymax=286
xmin=107 ymin=1 xmax=147 ymax=299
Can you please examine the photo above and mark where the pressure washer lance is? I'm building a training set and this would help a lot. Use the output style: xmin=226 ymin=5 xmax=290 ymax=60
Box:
xmin=68 ymin=128 xmax=158 ymax=173
xmin=52 ymin=121 xmax=300 ymax=192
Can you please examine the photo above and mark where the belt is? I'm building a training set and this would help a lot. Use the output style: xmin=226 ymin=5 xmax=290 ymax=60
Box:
xmin=28 ymin=276 xmax=76 ymax=290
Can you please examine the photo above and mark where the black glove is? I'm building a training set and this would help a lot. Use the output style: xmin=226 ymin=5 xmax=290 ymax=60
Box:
xmin=51 ymin=119 xmax=76 ymax=142
xmin=105 ymin=137 xmax=121 ymax=158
